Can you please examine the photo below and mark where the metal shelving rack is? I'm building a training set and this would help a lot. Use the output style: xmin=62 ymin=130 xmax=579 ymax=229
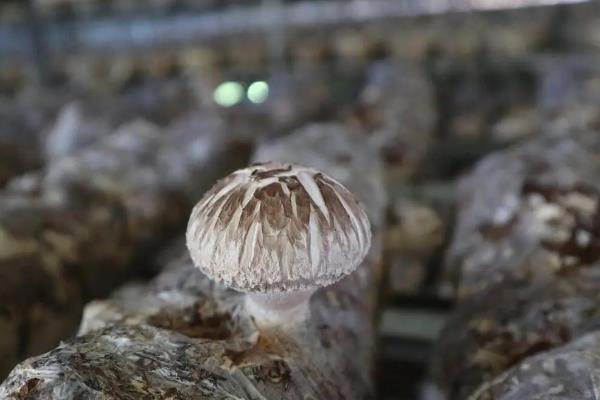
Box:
xmin=0 ymin=0 xmax=586 ymax=82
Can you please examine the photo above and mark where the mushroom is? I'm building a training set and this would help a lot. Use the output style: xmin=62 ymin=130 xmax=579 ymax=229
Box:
xmin=186 ymin=161 xmax=371 ymax=326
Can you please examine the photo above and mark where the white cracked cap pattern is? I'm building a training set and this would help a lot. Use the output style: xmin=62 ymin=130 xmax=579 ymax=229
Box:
xmin=186 ymin=161 xmax=372 ymax=293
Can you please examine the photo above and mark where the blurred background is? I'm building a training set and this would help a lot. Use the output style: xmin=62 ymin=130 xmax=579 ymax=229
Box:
xmin=0 ymin=0 xmax=600 ymax=399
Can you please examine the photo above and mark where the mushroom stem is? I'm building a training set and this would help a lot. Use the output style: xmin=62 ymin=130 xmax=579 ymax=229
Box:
xmin=245 ymin=288 xmax=316 ymax=327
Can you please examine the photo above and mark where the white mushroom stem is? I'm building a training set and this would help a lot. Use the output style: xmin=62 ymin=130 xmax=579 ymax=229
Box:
xmin=245 ymin=288 xmax=316 ymax=327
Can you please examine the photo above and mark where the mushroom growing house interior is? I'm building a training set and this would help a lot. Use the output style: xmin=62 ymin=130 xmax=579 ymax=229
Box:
xmin=1 ymin=0 xmax=600 ymax=399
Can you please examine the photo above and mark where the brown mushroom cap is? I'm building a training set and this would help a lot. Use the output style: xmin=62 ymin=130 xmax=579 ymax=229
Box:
xmin=186 ymin=161 xmax=372 ymax=293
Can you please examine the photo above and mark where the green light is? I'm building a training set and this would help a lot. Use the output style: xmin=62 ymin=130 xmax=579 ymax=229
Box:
xmin=247 ymin=81 xmax=269 ymax=104
xmin=213 ymin=81 xmax=244 ymax=107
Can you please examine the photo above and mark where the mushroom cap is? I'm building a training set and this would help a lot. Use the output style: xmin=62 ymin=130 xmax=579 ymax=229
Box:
xmin=186 ymin=161 xmax=372 ymax=293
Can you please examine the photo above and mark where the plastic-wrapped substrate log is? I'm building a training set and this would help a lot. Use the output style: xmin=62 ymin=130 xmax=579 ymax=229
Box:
xmin=433 ymin=130 xmax=600 ymax=399
xmin=468 ymin=331 xmax=600 ymax=400
xmin=445 ymin=130 xmax=600 ymax=298
xmin=0 ymin=113 xmax=249 ymax=379
xmin=0 ymin=79 xmax=197 ymax=188
xmin=0 ymin=123 xmax=386 ymax=399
